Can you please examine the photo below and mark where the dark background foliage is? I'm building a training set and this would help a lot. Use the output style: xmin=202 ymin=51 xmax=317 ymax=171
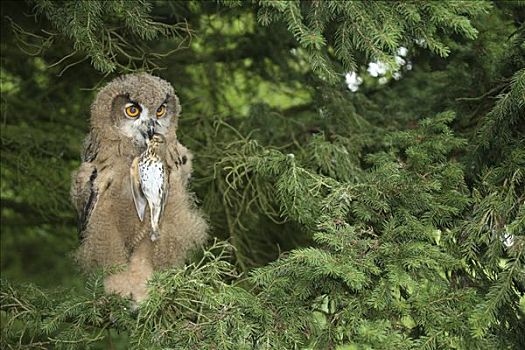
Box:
xmin=1 ymin=1 xmax=524 ymax=349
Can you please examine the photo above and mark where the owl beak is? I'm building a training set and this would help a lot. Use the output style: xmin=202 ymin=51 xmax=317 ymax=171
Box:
xmin=147 ymin=119 xmax=156 ymax=139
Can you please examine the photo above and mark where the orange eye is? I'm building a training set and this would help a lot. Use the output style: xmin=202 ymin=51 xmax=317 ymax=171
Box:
xmin=125 ymin=104 xmax=140 ymax=118
xmin=156 ymin=105 xmax=166 ymax=118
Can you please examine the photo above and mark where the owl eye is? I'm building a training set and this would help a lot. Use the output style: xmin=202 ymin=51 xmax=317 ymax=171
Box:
xmin=156 ymin=105 xmax=166 ymax=118
xmin=125 ymin=104 xmax=141 ymax=118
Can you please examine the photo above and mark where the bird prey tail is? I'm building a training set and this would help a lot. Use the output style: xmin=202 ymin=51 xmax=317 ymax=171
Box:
xmin=149 ymin=200 xmax=162 ymax=242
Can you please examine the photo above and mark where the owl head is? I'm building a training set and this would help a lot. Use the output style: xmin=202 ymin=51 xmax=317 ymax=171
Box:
xmin=90 ymin=73 xmax=181 ymax=147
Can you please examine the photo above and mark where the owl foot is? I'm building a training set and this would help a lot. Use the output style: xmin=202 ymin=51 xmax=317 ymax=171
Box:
xmin=104 ymin=241 xmax=153 ymax=303
xmin=104 ymin=272 xmax=150 ymax=302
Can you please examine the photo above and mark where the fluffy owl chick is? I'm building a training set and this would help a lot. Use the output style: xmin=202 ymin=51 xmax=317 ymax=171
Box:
xmin=131 ymin=133 xmax=169 ymax=242
xmin=71 ymin=73 xmax=208 ymax=302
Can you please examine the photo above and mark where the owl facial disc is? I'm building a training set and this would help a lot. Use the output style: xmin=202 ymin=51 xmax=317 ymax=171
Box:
xmin=120 ymin=101 xmax=171 ymax=145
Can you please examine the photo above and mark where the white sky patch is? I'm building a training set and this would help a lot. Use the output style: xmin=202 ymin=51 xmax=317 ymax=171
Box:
xmin=344 ymin=46 xmax=410 ymax=92
xmin=395 ymin=55 xmax=406 ymax=66
xmin=367 ymin=61 xmax=389 ymax=77
xmin=345 ymin=72 xmax=363 ymax=92
xmin=415 ymin=38 xmax=426 ymax=46
xmin=502 ymin=233 xmax=514 ymax=248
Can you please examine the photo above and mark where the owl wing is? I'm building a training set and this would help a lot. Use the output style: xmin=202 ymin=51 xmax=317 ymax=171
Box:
xmin=130 ymin=156 xmax=147 ymax=221
xmin=71 ymin=132 xmax=101 ymax=240
xmin=71 ymin=162 xmax=98 ymax=240
xmin=172 ymin=141 xmax=193 ymax=186
xmin=81 ymin=131 xmax=99 ymax=162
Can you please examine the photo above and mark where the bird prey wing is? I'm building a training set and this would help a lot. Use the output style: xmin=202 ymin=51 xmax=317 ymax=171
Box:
xmin=130 ymin=157 xmax=146 ymax=221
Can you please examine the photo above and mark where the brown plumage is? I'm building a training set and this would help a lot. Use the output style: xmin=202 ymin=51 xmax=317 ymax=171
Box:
xmin=70 ymin=73 xmax=208 ymax=302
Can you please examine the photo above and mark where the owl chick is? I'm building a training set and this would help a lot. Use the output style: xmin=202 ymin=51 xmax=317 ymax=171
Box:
xmin=70 ymin=73 xmax=208 ymax=302
xmin=131 ymin=133 xmax=170 ymax=242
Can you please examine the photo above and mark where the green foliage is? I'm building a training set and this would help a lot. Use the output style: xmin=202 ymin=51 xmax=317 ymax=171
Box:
xmin=223 ymin=0 xmax=489 ymax=81
xmin=1 ymin=1 xmax=524 ymax=349
xmin=25 ymin=0 xmax=190 ymax=73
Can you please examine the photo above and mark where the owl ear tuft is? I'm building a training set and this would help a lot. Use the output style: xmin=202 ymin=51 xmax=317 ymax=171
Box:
xmin=167 ymin=93 xmax=181 ymax=117
xmin=109 ymin=94 xmax=130 ymax=124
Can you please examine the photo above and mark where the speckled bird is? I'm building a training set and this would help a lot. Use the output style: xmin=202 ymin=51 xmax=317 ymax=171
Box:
xmin=70 ymin=73 xmax=208 ymax=302
xmin=131 ymin=133 xmax=170 ymax=242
